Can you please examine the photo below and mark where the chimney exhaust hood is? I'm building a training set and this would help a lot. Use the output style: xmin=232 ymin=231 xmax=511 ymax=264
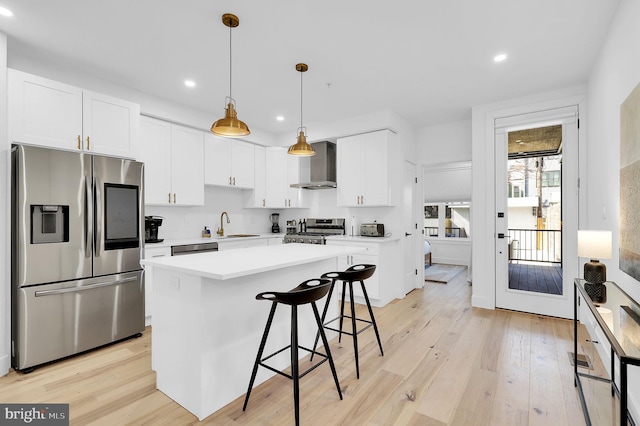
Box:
xmin=290 ymin=141 xmax=337 ymax=189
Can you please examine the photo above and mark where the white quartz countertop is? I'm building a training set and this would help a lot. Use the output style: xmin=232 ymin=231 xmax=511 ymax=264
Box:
xmin=325 ymin=234 xmax=401 ymax=243
xmin=140 ymin=244 xmax=364 ymax=280
xmin=145 ymin=234 xmax=285 ymax=249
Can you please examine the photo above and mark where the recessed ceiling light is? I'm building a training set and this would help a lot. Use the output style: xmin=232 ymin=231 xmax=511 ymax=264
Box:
xmin=276 ymin=116 xmax=285 ymax=121
xmin=0 ymin=6 xmax=14 ymax=17
xmin=494 ymin=53 xmax=507 ymax=63
xmin=184 ymin=80 xmax=196 ymax=88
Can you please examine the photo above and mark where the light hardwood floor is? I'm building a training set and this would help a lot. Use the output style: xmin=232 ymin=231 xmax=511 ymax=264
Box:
xmin=0 ymin=269 xmax=607 ymax=425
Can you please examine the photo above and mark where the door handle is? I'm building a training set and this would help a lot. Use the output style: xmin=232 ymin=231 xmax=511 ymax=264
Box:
xmin=35 ymin=276 xmax=137 ymax=296
xmin=497 ymin=233 xmax=505 ymax=239
xmin=405 ymin=232 xmax=412 ymax=236
xmin=94 ymin=177 xmax=101 ymax=257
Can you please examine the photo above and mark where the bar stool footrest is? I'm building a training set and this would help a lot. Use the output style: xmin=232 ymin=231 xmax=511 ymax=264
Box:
xmin=259 ymin=344 xmax=332 ymax=380
xmin=324 ymin=315 xmax=374 ymax=337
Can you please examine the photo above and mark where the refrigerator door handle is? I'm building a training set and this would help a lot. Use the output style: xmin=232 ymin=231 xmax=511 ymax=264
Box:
xmin=34 ymin=276 xmax=137 ymax=297
xmin=84 ymin=175 xmax=91 ymax=258
xmin=94 ymin=176 xmax=102 ymax=257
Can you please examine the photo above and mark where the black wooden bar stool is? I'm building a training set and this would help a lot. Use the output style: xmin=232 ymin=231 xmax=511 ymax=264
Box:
xmin=312 ymin=264 xmax=384 ymax=379
xmin=242 ymin=278 xmax=342 ymax=426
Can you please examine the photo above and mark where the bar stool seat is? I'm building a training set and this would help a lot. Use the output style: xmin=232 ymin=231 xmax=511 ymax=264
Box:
xmin=242 ymin=278 xmax=342 ymax=426
xmin=312 ymin=264 xmax=384 ymax=379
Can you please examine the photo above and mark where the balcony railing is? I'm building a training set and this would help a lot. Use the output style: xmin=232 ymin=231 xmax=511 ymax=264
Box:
xmin=508 ymin=228 xmax=561 ymax=264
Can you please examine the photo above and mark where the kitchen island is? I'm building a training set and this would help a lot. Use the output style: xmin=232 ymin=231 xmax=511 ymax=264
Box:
xmin=140 ymin=244 xmax=364 ymax=421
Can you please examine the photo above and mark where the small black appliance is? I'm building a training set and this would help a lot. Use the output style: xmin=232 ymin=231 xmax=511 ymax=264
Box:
xmin=145 ymin=216 xmax=164 ymax=243
xmin=270 ymin=213 xmax=280 ymax=233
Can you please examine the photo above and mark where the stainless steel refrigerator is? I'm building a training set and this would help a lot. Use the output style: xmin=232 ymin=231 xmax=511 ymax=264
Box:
xmin=11 ymin=144 xmax=145 ymax=371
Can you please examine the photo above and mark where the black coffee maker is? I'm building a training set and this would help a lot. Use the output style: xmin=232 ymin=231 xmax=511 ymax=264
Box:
xmin=145 ymin=216 xmax=164 ymax=243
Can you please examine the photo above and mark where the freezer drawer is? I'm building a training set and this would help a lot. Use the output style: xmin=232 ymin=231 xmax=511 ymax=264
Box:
xmin=12 ymin=270 xmax=144 ymax=371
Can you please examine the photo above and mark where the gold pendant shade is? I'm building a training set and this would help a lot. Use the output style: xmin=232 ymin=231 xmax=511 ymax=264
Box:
xmin=287 ymin=130 xmax=315 ymax=155
xmin=211 ymin=13 xmax=250 ymax=138
xmin=211 ymin=100 xmax=250 ymax=137
xmin=288 ymin=63 xmax=315 ymax=156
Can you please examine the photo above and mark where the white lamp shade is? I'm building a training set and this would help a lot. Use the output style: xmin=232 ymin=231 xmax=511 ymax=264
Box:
xmin=578 ymin=230 xmax=612 ymax=259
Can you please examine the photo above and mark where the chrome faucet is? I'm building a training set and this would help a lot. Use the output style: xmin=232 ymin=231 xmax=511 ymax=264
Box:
xmin=217 ymin=211 xmax=230 ymax=237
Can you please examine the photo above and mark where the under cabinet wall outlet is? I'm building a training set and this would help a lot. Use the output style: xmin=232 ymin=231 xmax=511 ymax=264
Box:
xmin=170 ymin=277 xmax=180 ymax=291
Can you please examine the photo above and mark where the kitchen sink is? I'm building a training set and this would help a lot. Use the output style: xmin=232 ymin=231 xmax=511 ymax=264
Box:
xmin=225 ymin=234 xmax=260 ymax=238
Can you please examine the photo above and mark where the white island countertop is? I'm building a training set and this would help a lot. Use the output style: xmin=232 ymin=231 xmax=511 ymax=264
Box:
xmin=140 ymin=243 xmax=364 ymax=280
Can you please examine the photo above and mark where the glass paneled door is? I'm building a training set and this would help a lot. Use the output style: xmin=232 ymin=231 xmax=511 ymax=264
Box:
xmin=494 ymin=107 xmax=579 ymax=319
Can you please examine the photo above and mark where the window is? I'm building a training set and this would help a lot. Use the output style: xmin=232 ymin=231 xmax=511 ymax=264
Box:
xmin=424 ymin=202 xmax=470 ymax=238
xmin=542 ymin=170 xmax=560 ymax=187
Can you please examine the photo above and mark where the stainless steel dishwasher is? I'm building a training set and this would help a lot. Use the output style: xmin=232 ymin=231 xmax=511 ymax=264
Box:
xmin=171 ymin=242 xmax=219 ymax=256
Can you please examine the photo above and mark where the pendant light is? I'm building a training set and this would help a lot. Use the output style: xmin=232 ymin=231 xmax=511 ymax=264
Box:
xmin=287 ymin=63 xmax=316 ymax=156
xmin=211 ymin=13 xmax=250 ymax=137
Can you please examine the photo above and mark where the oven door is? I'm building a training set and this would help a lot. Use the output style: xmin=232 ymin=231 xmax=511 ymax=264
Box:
xmin=93 ymin=155 xmax=144 ymax=276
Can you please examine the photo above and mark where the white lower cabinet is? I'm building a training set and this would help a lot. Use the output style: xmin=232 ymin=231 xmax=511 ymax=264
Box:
xmin=217 ymin=238 xmax=269 ymax=251
xmin=143 ymin=246 xmax=171 ymax=325
xmin=326 ymin=238 xmax=402 ymax=307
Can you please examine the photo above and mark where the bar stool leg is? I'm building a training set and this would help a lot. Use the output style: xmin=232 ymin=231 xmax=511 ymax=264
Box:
xmin=361 ymin=280 xmax=384 ymax=356
xmin=291 ymin=305 xmax=300 ymax=426
xmin=348 ymin=280 xmax=360 ymax=379
xmin=312 ymin=302 xmax=343 ymax=400
xmin=309 ymin=279 xmax=336 ymax=362
xmin=243 ymin=302 xmax=278 ymax=411
xmin=338 ymin=281 xmax=347 ymax=343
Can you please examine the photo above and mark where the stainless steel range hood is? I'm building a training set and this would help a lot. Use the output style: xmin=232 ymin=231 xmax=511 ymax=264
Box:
xmin=290 ymin=141 xmax=337 ymax=189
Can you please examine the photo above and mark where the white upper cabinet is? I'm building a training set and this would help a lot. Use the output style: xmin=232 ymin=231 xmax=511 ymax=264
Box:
xmin=264 ymin=147 xmax=303 ymax=208
xmin=204 ymin=134 xmax=255 ymax=189
xmin=286 ymin=154 xmax=302 ymax=208
xmin=82 ymin=90 xmax=139 ymax=158
xmin=265 ymin=148 xmax=288 ymax=208
xmin=246 ymin=145 xmax=267 ymax=208
xmin=139 ymin=117 xmax=172 ymax=205
xmin=139 ymin=116 xmax=204 ymax=206
xmin=337 ymin=129 xmax=396 ymax=207
xmin=8 ymin=69 xmax=139 ymax=159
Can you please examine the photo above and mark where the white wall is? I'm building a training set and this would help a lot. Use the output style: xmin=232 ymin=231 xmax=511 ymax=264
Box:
xmin=585 ymin=0 xmax=640 ymax=418
xmin=587 ymin=0 xmax=640 ymax=300
xmin=1 ymin=32 xmax=10 ymax=375
xmin=418 ymin=120 xmax=471 ymax=165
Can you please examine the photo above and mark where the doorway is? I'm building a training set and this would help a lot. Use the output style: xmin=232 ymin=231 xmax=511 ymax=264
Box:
xmin=495 ymin=107 xmax=578 ymax=318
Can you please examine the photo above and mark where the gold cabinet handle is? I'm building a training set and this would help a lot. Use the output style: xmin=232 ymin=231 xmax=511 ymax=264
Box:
xmin=361 ymin=195 xmax=364 ymax=205
xmin=262 ymin=199 xmax=265 ymax=207
xmin=233 ymin=177 xmax=236 ymax=186
xmin=229 ymin=177 xmax=232 ymax=185
xmin=168 ymin=193 xmax=171 ymax=203
xmin=173 ymin=193 xmax=176 ymax=204
xmin=86 ymin=136 xmax=90 ymax=150
xmin=77 ymin=135 xmax=81 ymax=150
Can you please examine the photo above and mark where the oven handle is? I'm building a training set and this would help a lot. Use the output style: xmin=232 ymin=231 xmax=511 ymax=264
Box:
xmin=35 ymin=277 xmax=137 ymax=297
xmin=94 ymin=177 xmax=102 ymax=257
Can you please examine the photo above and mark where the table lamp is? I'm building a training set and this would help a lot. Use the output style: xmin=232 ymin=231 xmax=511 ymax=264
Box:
xmin=578 ymin=230 xmax=612 ymax=303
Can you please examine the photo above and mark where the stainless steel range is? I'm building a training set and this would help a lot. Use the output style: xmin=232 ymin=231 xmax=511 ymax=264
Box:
xmin=283 ymin=218 xmax=345 ymax=244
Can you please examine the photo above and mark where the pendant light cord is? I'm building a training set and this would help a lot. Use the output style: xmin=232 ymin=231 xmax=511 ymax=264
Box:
xmin=229 ymin=24 xmax=232 ymax=100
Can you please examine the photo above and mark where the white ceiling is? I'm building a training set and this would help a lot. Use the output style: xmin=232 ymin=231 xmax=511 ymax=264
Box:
xmin=0 ymin=0 xmax=621 ymax=137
